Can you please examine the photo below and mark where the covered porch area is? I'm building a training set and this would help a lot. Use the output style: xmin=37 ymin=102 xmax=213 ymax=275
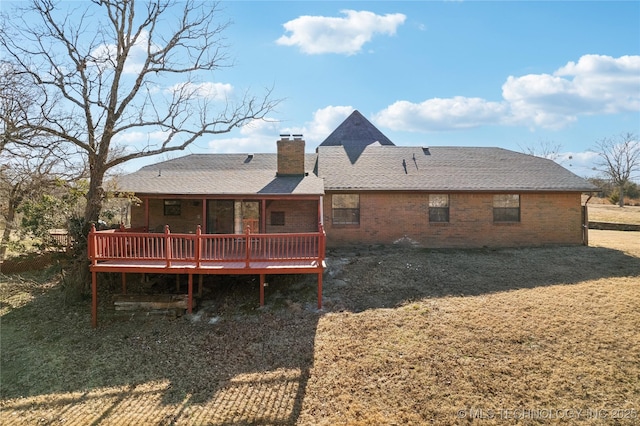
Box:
xmin=88 ymin=223 xmax=326 ymax=327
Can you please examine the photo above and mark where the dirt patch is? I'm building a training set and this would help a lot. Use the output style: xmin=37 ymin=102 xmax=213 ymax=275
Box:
xmin=1 ymin=231 xmax=639 ymax=425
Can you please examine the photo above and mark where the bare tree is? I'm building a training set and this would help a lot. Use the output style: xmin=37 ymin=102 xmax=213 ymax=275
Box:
xmin=1 ymin=61 xmax=78 ymax=258
xmin=594 ymin=132 xmax=640 ymax=207
xmin=0 ymin=145 xmax=78 ymax=258
xmin=519 ymin=139 xmax=563 ymax=161
xmin=0 ymin=0 xmax=277 ymax=290
xmin=0 ymin=0 xmax=277 ymax=226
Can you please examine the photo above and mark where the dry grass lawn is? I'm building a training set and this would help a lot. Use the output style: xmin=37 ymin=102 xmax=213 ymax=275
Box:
xmin=1 ymin=230 xmax=639 ymax=425
xmin=588 ymin=203 xmax=640 ymax=225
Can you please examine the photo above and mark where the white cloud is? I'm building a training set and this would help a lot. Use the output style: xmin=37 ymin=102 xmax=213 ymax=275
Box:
xmin=276 ymin=10 xmax=406 ymax=55
xmin=375 ymin=54 xmax=640 ymax=132
xmin=114 ymin=130 xmax=170 ymax=147
xmin=167 ymin=81 xmax=233 ymax=101
xmin=503 ymin=55 xmax=640 ymax=128
xmin=207 ymin=106 xmax=355 ymax=153
xmin=375 ymin=97 xmax=507 ymax=131
xmin=556 ymin=150 xmax=601 ymax=177
xmin=304 ymin=106 xmax=355 ymax=140
xmin=207 ymin=119 xmax=280 ymax=154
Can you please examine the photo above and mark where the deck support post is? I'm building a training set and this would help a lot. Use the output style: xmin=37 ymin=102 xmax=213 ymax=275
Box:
xmin=188 ymin=274 xmax=193 ymax=314
xmin=259 ymin=274 xmax=265 ymax=306
xmin=317 ymin=272 xmax=323 ymax=310
xmin=121 ymin=273 xmax=127 ymax=294
xmin=91 ymin=271 xmax=98 ymax=328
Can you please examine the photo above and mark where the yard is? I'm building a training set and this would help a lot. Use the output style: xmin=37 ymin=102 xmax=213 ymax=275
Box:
xmin=1 ymin=209 xmax=639 ymax=424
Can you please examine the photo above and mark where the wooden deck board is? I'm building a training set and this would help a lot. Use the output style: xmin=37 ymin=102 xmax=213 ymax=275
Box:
xmin=90 ymin=259 xmax=324 ymax=273
xmin=88 ymin=225 xmax=326 ymax=327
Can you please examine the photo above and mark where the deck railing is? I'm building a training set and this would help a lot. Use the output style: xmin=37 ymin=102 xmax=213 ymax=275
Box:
xmin=89 ymin=224 xmax=326 ymax=268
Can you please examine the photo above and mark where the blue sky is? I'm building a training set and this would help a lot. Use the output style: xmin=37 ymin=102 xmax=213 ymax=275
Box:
xmin=6 ymin=1 xmax=639 ymax=177
xmin=165 ymin=0 xmax=639 ymax=179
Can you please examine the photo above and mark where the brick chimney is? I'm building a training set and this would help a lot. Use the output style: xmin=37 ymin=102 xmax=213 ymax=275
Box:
xmin=277 ymin=134 xmax=305 ymax=176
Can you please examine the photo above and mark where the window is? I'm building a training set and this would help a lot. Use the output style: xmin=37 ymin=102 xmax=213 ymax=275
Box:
xmin=271 ymin=211 xmax=285 ymax=226
xmin=163 ymin=199 xmax=181 ymax=216
xmin=493 ymin=194 xmax=520 ymax=222
xmin=332 ymin=194 xmax=360 ymax=225
xmin=429 ymin=194 xmax=449 ymax=223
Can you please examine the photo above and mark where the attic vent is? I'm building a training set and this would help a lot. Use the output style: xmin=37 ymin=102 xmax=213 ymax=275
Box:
xmin=422 ymin=147 xmax=431 ymax=155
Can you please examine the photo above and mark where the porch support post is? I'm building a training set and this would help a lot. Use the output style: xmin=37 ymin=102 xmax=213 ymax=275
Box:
xmin=261 ymin=199 xmax=267 ymax=232
xmin=317 ymin=272 xmax=323 ymax=310
xmin=259 ymin=274 xmax=265 ymax=306
xmin=188 ymin=274 xmax=193 ymax=314
xmin=144 ymin=197 xmax=149 ymax=230
xmin=91 ymin=271 xmax=98 ymax=328
xmin=201 ymin=198 xmax=207 ymax=233
xmin=121 ymin=272 xmax=127 ymax=294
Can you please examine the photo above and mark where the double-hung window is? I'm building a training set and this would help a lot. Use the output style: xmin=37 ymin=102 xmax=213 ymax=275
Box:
xmin=493 ymin=194 xmax=520 ymax=222
xmin=332 ymin=194 xmax=360 ymax=225
xmin=429 ymin=194 xmax=449 ymax=223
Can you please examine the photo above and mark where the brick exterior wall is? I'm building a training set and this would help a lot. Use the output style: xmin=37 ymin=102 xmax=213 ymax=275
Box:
xmin=131 ymin=197 xmax=320 ymax=234
xmin=323 ymin=191 xmax=585 ymax=248
xmin=277 ymin=138 xmax=305 ymax=176
xmin=265 ymin=199 xmax=319 ymax=233
xmin=131 ymin=198 xmax=204 ymax=233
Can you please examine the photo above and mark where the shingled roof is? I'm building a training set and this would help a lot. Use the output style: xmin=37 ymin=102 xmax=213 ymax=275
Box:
xmin=318 ymin=110 xmax=395 ymax=163
xmin=115 ymin=153 xmax=324 ymax=196
xmin=316 ymin=145 xmax=597 ymax=192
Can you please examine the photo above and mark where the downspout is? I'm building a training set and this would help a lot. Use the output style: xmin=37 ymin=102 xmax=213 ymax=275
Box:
xmin=583 ymin=193 xmax=593 ymax=246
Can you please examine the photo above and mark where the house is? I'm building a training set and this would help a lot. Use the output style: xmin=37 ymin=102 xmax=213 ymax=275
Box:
xmin=118 ymin=110 xmax=596 ymax=248
xmin=88 ymin=110 xmax=596 ymax=326
xmin=117 ymin=135 xmax=324 ymax=236
xmin=316 ymin=111 xmax=597 ymax=248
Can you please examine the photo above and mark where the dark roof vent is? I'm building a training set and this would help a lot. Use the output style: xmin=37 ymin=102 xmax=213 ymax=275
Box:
xmin=422 ymin=147 xmax=431 ymax=155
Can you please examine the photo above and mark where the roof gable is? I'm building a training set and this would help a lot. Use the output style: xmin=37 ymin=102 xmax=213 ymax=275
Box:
xmin=318 ymin=110 xmax=395 ymax=163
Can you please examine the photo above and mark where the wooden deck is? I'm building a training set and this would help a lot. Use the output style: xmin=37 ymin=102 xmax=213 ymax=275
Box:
xmin=89 ymin=224 xmax=326 ymax=327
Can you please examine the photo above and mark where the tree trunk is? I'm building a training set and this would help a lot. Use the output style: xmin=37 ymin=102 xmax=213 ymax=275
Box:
xmin=618 ymin=185 xmax=625 ymax=207
xmin=0 ymin=187 xmax=18 ymax=260
xmin=0 ymin=213 xmax=14 ymax=260
xmin=65 ymin=166 xmax=107 ymax=300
